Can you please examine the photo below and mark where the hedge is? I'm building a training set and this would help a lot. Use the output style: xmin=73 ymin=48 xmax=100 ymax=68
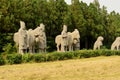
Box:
xmin=0 ymin=55 xmax=5 ymax=65
xmin=0 ymin=50 xmax=120 ymax=65
xmin=6 ymin=54 xmax=22 ymax=64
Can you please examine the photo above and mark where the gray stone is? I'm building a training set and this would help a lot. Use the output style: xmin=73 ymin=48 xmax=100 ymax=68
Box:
xmin=18 ymin=21 xmax=27 ymax=54
xmin=111 ymin=37 xmax=120 ymax=50
xmin=55 ymin=25 xmax=80 ymax=52
xmin=93 ymin=36 xmax=104 ymax=50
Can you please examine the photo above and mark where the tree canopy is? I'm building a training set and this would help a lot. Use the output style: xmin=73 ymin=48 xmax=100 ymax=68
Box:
xmin=0 ymin=0 xmax=120 ymax=53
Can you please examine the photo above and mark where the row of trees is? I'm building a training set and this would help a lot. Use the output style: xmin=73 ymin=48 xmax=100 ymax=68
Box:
xmin=0 ymin=0 xmax=120 ymax=53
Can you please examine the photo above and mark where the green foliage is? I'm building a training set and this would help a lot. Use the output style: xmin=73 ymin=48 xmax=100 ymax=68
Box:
xmin=114 ymin=50 xmax=120 ymax=55
xmin=22 ymin=54 xmax=34 ymax=63
xmin=100 ymin=50 xmax=115 ymax=56
xmin=46 ymin=53 xmax=59 ymax=61
xmin=6 ymin=54 xmax=22 ymax=64
xmin=92 ymin=50 xmax=101 ymax=57
xmin=2 ymin=43 xmax=16 ymax=54
xmin=33 ymin=54 xmax=46 ymax=62
xmin=80 ymin=50 xmax=92 ymax=58
xmin=64 ymin=52 xmax=74 ymax=59
xmin=46 ymin=52 xmax=74 ymax=61
xmin=0 ymin=50 xmax=120 ymax=65
xmin=0 ymin=55 xmax=5 ymax=65
xmin=53 ymin=52 xmax=65 ymax=60
xmin=1 ymin=0 xmax=120 ymax=52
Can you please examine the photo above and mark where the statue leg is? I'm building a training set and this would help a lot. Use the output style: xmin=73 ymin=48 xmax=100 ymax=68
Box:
xmin=29 ymin=47 xmax=33 ymax=54
xmin=32 ymin=46 xmax=35 ymax=53
xmin=19 ymin=49 xmax=24 ymax=55
xmin=98 ymin=46 xmax=100 ymax=50
xmin=68 ymin=45 xmax=72 ymax=51
xmin=57 ymin=44 xmax=60 ymax=52
xmin=111 ymin=46 xmax=113 ymax=50
xmin=70 ymin=45 xmax=73 ymax=51
xmin=61 ymin=45 xmax=65 ymax=52
xmin=117 ymin=45 xmax=119 ymax=50
xmin=94 ymin=45 xmax=97 ymax=50
xmin=76 ymin=42 xmax=80 ymax=50
xmin=93 ymin=46 xmax=96 ymax=50
xmin=19 ymin=48 xmax=21 ymax=54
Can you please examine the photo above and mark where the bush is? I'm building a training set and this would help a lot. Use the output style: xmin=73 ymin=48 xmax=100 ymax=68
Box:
xmin=91 ymin=50 xmax=101 ymax=57
xmin=46 ymin=52 xmax=74 ymax=61
xmin=101 ymin=50 xmax=113 ymax=56
xmin=46 ymin=53 xmax=58 ymax=61
xmin=79 ymin=50 xmax=91 ymax=58
xmin=0 ymin=49 xmax=120 ymax=66
xmin=64 ymin=52 xmax=74 ymax=59
xmin=73 ymin=51 xmax=81 ymax=58
xmin=114 ymin=51 xmax=120 ymax=55
xmin=0 ymin=56 xmax=5 ymax=65
xmin=34 ymin=54 xmax=46 ymax=62
xmin=52 ymin=52 xmax=65 ymax=60
xmin=6 ymin=54 xmax=22 ymax=64
xmin=22 ymin=54 xmax=34 ymax=63
xmin=2 ymin=43 xmax=17 ymax=54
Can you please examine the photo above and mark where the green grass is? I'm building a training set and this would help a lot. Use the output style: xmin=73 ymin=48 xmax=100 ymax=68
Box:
xmin=0 ymin=56 xmax=120 ymax=80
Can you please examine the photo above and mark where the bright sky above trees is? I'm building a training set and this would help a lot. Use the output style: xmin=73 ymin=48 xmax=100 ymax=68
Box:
xmin=65 ymin=0 xmax=120 ymax=13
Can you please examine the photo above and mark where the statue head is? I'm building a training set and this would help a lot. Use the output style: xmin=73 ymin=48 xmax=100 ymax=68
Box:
xmin=28 ymin=29 xmax=32 ymax=32
xmin=116 ymin=37 xmax=120 ymax=41
xmin=97 ymin=36 xmax=104 ymax=41
xmin=20 ymin=21 xmax=26 ymax=30
xmin=73 ymin=29 xmax=80 ymax=39
xmin=40 ymin=23 xmax=45 ymax=31
xmin=63 ymin=25 xmax=67 ymax=32
xmin=74 ymin=29 xmax=78 ymax=31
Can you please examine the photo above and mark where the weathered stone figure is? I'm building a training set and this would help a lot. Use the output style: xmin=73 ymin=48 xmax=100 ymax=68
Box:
xmin=93 ymin=36 xmax=104 ymax=50
xmin=27 ymin=29 xmax=37 ymax=53
xmin=38 ymin=23 xmax=47 ymax=53
xmin=13 ymin=21 xmax=47 ymax=54
xmin=111 ymin=37 xmax=120 ymax=50
xmin=13 ymin=32 xmax=19 ymax=52
xmin=18 ymin=21 xmax=27 ymax=54
xmin=55 ymin=35 xmax=62 ymax=52
xmin=67 ymin=29 xmax=80 ymax=51
xmin=33 ymin=23 xmax=47 ymax=53
xmin=55 ymin=28 xmax=80 ymax=52
xmin=67 ymin=32 xmax=73 ymax=51
xmin=61 ymin=25 xmax=68 ymax=52
xmin=71 ymin=29 xmax=80 ymax=50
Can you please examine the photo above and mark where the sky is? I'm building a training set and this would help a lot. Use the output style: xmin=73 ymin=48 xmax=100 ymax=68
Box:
xmin=65 ymin=0 xmax=120 ymax=13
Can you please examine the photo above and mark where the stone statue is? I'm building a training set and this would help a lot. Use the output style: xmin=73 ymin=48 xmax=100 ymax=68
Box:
xmin=61 ymin=25 xmax=68 ymax=52
xmin=55 ymin=34 xmax=72 ymax=52
xmin=111 ymin=37 xmax=120 ymax=50
xmin=38 ymin=23 xmax=47 ymax=53
xmin=55 ymin=28 xmax=80 ymax=52
xmin=27 ymin=29 xmax=38 ymax=53
xmin=93 ymin=36 xmax=104 ymax=50
xmin=71 ymin=29 xmax=80 ymax=50
xmin=67 ymin=32 xmax=73 ymax=51
xmin=13 ymin=22 xmax=47 ymax=54
xmin=33 ymin=23 xmax=47 ymax=53
xmin=55 ymin=35 xmax=62 ymax=52
xmin=18 ymin=21 xmax=27 ymax=54
xmin=13 ymin=32 xmax=19 ymax=53
xmin=67 ymin=29 xmax=80 ymax=51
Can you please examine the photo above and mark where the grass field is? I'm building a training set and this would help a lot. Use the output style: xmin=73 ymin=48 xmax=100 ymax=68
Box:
xmin=0 ymin=56 xmax=120 ymax=80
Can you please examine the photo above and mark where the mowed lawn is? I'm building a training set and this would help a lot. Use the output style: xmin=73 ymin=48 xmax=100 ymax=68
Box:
xmin=0 ymin=56 xmax=120 ymax=80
